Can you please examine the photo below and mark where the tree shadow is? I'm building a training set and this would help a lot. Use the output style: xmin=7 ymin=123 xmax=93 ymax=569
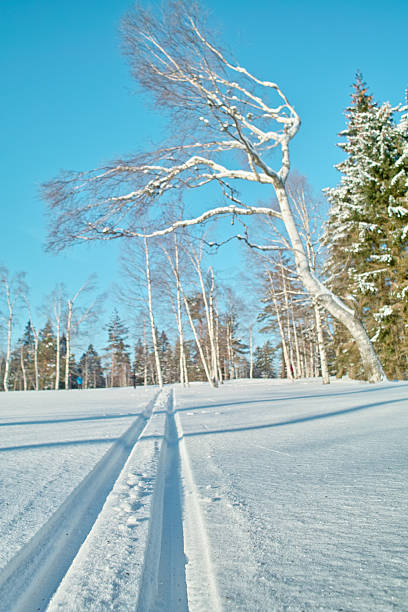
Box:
xmin=178 ymin=397 xmax=407 ymax=438
xmin=175 ymin=382 xmax=408 ymax=414
xmin=0 ymin=412 xmax=142 ymax=428
xmin=0 ymin=437 xmax=119 ymax=453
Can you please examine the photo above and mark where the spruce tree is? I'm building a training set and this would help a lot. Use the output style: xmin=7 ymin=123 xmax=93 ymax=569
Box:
xmin=105 ymin=310 xmax=131 ymax=387
xmin=38 ymin=320 xmax=57 ymax=389
xmin=254 ymin=341 xmax=276 ymax=378
xmin=324 ymin=74 xmax=408 ymax=379
xmin=79 ymin=344 xmax=104 ymax=388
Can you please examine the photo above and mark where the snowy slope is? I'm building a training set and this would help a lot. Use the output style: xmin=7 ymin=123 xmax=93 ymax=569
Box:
xmin=176 ymin=379 xmax=408 ymax=611
xmin=0 ymin=380 xmax=407 ymax=611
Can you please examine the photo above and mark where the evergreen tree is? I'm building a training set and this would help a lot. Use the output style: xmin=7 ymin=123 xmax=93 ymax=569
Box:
xmin=324 ymin=74 xmax=408 ymax=379
xmin=254 ymin=341 xmax=276 ymax=378
xmin=79 ymin=344 xmax=105 ymax=388
xmin=19 ymin=321 xmax=35 ymax=389
xmin=158 ymin=330 xmax=173 ymax=384
xmin=38 ymin=320 xmax=57 ymax=389
xmin=133 ymin=339 xmax=146 ymax=385
xmin=104 ymin=310 xmax=131 ymax=387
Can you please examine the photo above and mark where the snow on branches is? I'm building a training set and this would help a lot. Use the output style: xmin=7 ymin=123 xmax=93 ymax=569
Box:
xmin=43 ymin=2 xmax=299 ymax=250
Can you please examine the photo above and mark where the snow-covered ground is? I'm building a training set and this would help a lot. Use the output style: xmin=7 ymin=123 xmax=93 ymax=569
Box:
xmin=0 ymin=380 xmax=407 ymax=611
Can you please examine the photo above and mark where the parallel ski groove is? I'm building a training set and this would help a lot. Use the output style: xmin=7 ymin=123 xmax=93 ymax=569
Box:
xmin=0 ymin=392 xmax=160 ymax=612
xmin=174 ymin=391 xmax=222 ymax=612
xmin=136 ymin=388 xmax=189 ymax=612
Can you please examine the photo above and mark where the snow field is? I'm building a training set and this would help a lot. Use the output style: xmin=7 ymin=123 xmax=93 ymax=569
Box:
xmin=1 ymin=380 xmax=407 ymax=611
xmin=175 ymin=380 xmax=408 ymax=610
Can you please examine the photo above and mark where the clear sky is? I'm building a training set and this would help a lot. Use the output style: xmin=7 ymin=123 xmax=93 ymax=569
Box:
xmin=1 ymin=0 xmax=407 ymax=348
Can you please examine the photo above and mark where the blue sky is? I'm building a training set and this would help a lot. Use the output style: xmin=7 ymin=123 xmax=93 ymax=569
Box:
xmin=1 ymin=0 xmax=407 ymax=348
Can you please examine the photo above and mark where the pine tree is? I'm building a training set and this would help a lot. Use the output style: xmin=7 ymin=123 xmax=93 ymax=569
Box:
xmin=19 ymin=321 xmax=35 ymax=389
xmin=79 ymin=344 xmax=105 ymax=388
xmin=324 ymin=74 xmax=408 ymax=379
xmin=105 ymin=311 xmax=131 ymax=387
xmin=254 ymin=341 xmax=276 ymax=378
xmin=38 ymin=320 xmax=57 ymax=389
xmin=157 ymin=330 xmax=173 ymax=384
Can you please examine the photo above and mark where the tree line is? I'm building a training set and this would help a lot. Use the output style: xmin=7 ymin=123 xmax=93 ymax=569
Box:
xmin=0 ymin=267 xmax=275 ymax=391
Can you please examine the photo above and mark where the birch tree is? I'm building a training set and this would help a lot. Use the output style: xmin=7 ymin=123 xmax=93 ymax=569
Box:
xmin=143 ymin=237 xmax=163 ymax=388
xmin=0 ymin=267 xmax=27 ymax=392
xmin=43 ymin=1 xmax=385 ymax=382
xmin=120 ymin=237 xmax=165 ymax=388
xmin=43 ymin=283 xmax=66 ymax=390
xmin=64 ymin=277 xmax=100 ymax=390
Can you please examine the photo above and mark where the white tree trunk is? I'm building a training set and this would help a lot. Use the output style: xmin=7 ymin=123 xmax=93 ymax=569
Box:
xmin=143 ymin=320 xmax=148 ymax=388
xmin=174 ymin=236 xmax=188 ymax=386
xmin=208 ymin=268 xmax=219 ymax=386
xmin=65 ymin=300 xmax=72 ymax=390
xmin=267 ymin=271 xmax=293 ymax=380
xmin=274 ymin=184 xmax=386 ymax=382
xmin=182 ymin=291 xmax=214 ymax=386
xmin=3 ymin=297 xmax=12 ymax=392
xmin=314 ymin=303 xmax=330 ymax=384
xmin=190 ymin=254 xmax=219 ymax=386
xmin=162 ymin=243 xmax=215 ymax=387
xmin=249 ymin=324 xmax=253 ymax=379
xmin=20 ymin=345 xmax=27 ymax=391
xmin=144 ymin=238 xmax=163 ymax=389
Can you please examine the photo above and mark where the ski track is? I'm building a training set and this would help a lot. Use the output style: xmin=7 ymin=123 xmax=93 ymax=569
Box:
xmin=43 ymin=387 xmax=217 ymax=612
xmin=0 ymin=386 xmax=220 ymax=612
xmin=0 ymin=391 xmax=160 ymax=612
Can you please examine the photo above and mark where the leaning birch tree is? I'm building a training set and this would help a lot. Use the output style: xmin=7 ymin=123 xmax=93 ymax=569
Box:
xmin=43 ymin=1 xmax=385 ymax=382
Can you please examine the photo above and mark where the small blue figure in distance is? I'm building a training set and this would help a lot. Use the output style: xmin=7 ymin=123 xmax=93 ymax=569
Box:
xmin=76 ymin=376 xmax=83 ymax=389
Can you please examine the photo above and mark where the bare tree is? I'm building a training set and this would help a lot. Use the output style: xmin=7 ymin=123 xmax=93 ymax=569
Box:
xmin=43 ymin=283 xmax=66 ymax=390
xmin=43 ymin=2 xmax=385 ymax=382
xmin=143 ymin=237 xmax=163 ymax=389
xmin=0 ymin=267 xmax=27 ymax=391
xmin=64 ymin=277 xmax=100 ymax=390
xmin=120 ymin=236 xmax=165 ymax=388
xmin=161 ymin=237 xmax=215 ymax=386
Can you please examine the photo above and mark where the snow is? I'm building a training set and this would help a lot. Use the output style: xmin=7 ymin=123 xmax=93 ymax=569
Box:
xmin=0 ymin=379 xmax=407 ymax=611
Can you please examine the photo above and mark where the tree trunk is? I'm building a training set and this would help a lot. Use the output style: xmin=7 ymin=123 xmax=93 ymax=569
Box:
xmin=183 ymin=292 xmax=214 ymax=385
xmin=275 ymin=183 xmax=386 ymax=382
xmin=174 ymin=236 xmax=188 ymax=386
xmin=267 ymin=270 xmax=293 ymax=381
xmin=3 ymin=284 xmax=12 ymax=392
xmin=20 ymin=346 xmax=27 ymax=391
xmin=314 ymin=303 xmax=330 ymax=384
xmin=191 ymin=255 xmax=219 ymax=386
xmin=144 ymin=237 xmax=163 ymax=389
xmin=163 ymin=243 xmax=214 ymax=387
xmin=249 ymin=324 xmax=254 ymax=379
xmin=65 ymin=300 xmax=72 ymax=390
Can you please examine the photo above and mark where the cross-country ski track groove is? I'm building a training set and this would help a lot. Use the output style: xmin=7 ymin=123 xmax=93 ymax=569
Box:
xmin=0 ymin=387 xmax=221 ymax=611
xmin=0 ymin=391 xmax=160 ymax=612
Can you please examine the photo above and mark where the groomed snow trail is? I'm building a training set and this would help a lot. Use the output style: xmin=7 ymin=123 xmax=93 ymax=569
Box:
xmin=0 ymin=390 xmax=160 ymax=612
xmin=136 ymin=390 xmax=220 ymax=612
xmin=45 ymin=388 xmax=219 ymax=612
xmin=0 ymin=386 xmax=220 ymax=612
